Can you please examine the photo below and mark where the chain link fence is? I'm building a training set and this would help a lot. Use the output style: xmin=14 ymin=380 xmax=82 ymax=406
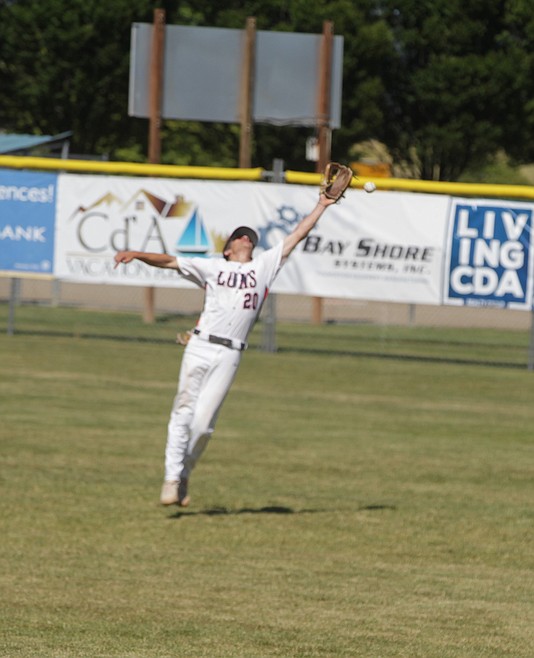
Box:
xmin=2 ymin=276 xmax=533 ymax=369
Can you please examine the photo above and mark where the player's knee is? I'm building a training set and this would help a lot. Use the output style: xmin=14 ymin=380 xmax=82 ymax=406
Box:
xmin=168 ymin=405 xmax=194 ymax=432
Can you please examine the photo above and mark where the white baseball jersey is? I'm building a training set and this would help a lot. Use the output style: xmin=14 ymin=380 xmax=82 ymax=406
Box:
xmin=176 ymin=241 xmax=284 ymax=343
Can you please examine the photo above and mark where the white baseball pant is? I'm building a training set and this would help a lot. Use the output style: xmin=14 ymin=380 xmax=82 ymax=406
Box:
xmin=164 ymin=335 xmax=242 ymax=482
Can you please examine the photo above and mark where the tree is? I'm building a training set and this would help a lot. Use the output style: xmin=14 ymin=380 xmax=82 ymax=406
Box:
xmin=374 ymin=0 xmax=534 ymax=180
xmin=498 ymin=0 xmax=534 ymax=164
xmin=1 ymin=0 xmax=533 ymax=179
xmin=0 ymin=0 xmax=154 ymax=157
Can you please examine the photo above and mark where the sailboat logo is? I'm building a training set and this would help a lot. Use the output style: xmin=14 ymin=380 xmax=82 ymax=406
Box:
xmin=175 ymin=209 xmax=210 ymax=257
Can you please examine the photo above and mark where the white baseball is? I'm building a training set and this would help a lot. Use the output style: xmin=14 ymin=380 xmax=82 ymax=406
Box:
xmin=363 ymin=182 xmax=377 ymax=193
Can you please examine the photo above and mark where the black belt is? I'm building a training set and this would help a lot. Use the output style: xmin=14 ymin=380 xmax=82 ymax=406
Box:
xmin=193 ymin=329 xmax=246 ymax=351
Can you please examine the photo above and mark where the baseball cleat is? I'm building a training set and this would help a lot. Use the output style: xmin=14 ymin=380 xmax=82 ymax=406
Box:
xmin=160 ymin=480 xmax=179 ymax=505
xmin=160 ymin=479 xmax=190 ymax=507
xmin=178 ymin=478 xmax=190 ymax=507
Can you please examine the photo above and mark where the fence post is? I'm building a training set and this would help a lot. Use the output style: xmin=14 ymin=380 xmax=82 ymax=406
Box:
xmin=7 ymin=278 xmax=20 ymax=336
xmin=260 ymin=159 xmax=284 ymax=352
xmin=143 ymin=7 xmax=166 ymax=324
xmin=311 ymin=20 xmax=334 ymax=326
xmin=528 ymin=309 xmax=534 ymax=371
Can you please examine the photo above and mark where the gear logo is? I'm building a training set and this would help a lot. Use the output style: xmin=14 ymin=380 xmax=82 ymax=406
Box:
xmin=257 ymin=205 xmax=303 ymax=249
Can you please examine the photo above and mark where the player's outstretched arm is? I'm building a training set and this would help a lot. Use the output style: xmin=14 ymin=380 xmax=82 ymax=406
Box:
xmin=114 ymin=251 xmax=179 ymax=270
xmin=282 ymin=193 xmax=336 ymax=259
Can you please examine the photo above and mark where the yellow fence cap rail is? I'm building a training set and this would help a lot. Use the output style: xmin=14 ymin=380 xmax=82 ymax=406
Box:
xmin=0 ymin=155 xmax=264 ymax=181
xmin=285 ymin=169 xmax=534 ymax=200
xmin=2 ymin=155 xmax=534 ymax=200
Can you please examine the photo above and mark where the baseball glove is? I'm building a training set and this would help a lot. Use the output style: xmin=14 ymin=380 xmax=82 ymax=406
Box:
xmin=320 ymin=162 xmax=354 ymax=202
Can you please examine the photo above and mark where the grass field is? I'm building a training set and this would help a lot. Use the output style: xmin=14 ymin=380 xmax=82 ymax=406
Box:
xmin=1 ymin=307 xmax=533 ymax=657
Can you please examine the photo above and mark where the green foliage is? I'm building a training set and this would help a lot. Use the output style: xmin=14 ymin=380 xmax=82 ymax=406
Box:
xmin=0 ymin=0 xmax=154 ymax=157
xmin=160 ymin=121 xmax=241 ymax=167
xmin=1 ymin=0 xmax=534 ymax=178
xmin=377 ymin=0 xmax=534 ymax=179
xmin=459 ymin=150 xmax=532 ymax=185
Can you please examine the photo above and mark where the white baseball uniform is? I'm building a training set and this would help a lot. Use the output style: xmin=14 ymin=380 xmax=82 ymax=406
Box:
xmin=164 ymin=240 xmax=285 ymax=483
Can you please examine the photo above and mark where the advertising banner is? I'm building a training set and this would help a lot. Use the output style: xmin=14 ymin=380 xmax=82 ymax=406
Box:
xmin=55 ymin=174 xmax=450 ymax=305
xmin=270 ymin=188 xmax=449 ymax=304
xmin=55 ymin=174 xmax=277 ymax=288
xmin=0 ymin=169 xmax=57 ymax=275
xmin=443 ymin=198 xmax=534 ymax=309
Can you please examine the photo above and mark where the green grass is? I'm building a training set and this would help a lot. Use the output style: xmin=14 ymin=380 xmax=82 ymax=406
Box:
xmin=1 ymin=310 xmax=533 ymax=656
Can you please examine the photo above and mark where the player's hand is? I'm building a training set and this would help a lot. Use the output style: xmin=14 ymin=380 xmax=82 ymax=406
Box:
xmin=319 ymin=193 xmax=337 ymax=207
xmin=114 ymin=251 xmax=136 ymax=268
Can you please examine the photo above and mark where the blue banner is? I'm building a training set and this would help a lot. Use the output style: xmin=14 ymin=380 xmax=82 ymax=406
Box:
xmin=0 ymin=169 xmax=57 ymax=274
xmin=445 ymin=200 xmax=534 ymax=309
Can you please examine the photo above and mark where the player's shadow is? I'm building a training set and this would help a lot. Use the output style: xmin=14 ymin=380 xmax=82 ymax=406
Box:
xmin=170 ymin=505 xmax=299 ymax=519
xmin=169 ymin=503 xmax=396 ymax=519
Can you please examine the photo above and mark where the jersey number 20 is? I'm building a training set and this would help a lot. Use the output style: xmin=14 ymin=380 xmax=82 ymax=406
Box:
xmin=244 ymin=292 xmax=259 ymax=310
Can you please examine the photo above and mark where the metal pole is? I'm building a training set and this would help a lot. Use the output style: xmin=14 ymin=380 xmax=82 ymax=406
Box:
xmin=528 ymin=309 xmax=534 ymax=371
xmin=7 ymin=278 xmax=20 ymax=336
xmin=408 ymin=303 xmax=416 ymax=326
xmin=261 ymin=159 xmax=284 ymax=353
xmin=261 ymin=287 xmax=277 ymax=353
xmin=51 ymin=279 xmax=61 ymax=307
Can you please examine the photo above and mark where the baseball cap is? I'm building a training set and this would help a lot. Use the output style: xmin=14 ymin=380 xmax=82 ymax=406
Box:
xmin=223 ymin=226 xmax=258 ymax=255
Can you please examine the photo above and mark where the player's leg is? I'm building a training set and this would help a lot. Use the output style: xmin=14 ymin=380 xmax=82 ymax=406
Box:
xmin=161 ymin=340 xmax=241 ymax=505
xmin=181 ymin=344 xmax=241 ymax=480
xmin=161 ymin=343 xmax=212 ymax=505
xmin=164 ymin=344 xmax=209 ymax=481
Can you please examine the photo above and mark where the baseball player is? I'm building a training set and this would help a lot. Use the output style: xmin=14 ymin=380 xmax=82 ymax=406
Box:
xmin=114 ymin=193 xmax=337 ymax=507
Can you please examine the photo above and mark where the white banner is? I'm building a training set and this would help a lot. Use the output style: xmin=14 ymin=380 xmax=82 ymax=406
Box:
xmin=55 ymin=173 xmax=450 ymax=305
xmin=271 ymin=187 xmax=449 ymax=304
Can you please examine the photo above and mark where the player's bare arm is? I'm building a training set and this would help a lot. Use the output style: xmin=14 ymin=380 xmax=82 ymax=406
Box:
xmin=114 ymin=251 xmax=179 ymax=270
xmin=282 ymin=193 xmax=336 ymax=259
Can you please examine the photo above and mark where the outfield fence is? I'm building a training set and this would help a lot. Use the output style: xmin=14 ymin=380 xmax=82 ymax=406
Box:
xmin=2 ymin=155 xmax=534 ymax=368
